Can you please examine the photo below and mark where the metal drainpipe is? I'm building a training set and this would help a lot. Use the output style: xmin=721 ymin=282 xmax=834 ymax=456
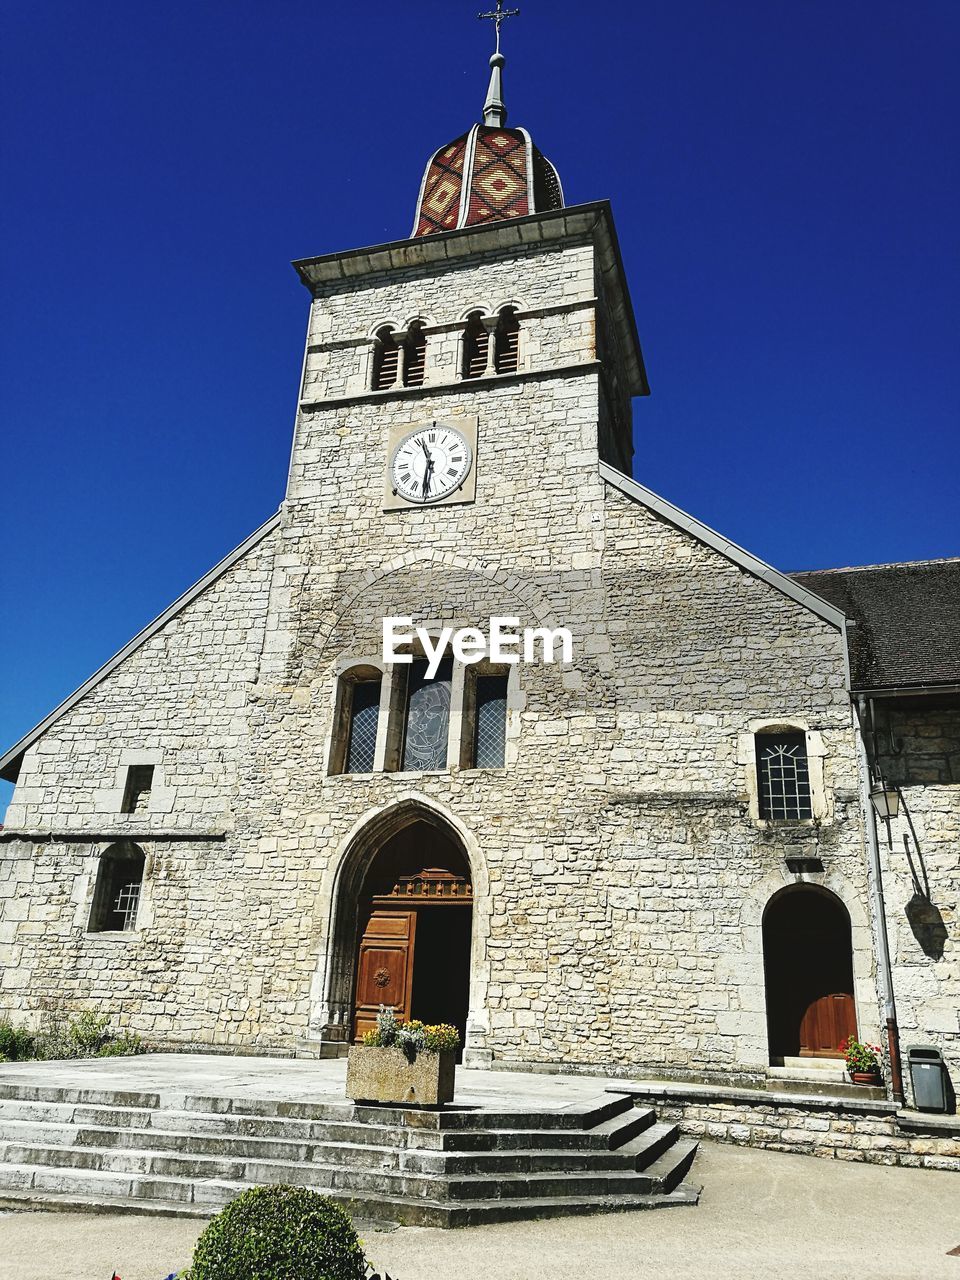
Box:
xmin=855 ymin=694 xmax=905 ymax=1105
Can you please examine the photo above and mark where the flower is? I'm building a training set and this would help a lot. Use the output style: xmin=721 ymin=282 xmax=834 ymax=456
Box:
xmin=841 ymin=1034 xmax=882 ymax=1076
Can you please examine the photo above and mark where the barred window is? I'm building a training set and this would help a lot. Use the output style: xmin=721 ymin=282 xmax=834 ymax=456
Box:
xmin=756 ymin=732 xmax=813 ymax=821
xmin=372 ymin=326 xmax=401 ymax=390
xmin=462 ymin=312 xmax=489 ymax=380
xmin=403 ymin=322 xmax=427 ymax=387
xmin=88 ymin=842 xmax=145 ymax=933
xmin=494 ymin=307 xmax=520 ymax=374
xmin=344 ymin=677 xmax=382 ymax=774
xmin=472 ymin=672 xmax=508 ymax=768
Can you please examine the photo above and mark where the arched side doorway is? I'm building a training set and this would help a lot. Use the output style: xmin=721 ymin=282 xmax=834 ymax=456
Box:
xmin=763 ymin=885 xmax=858 ymax=1061
xmin=352 ymin=821 xmax=473 ymax=1049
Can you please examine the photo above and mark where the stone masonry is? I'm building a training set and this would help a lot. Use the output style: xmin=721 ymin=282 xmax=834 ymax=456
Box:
xmin=0 ymin=203 xmax=952 ymax=1113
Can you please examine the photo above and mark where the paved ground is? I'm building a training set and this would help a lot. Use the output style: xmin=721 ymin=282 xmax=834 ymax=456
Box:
xmin=1 ymin=1140 xmax=957 ymax=1280
xmin=0 ymin=1052 xmax=615 ymax=1112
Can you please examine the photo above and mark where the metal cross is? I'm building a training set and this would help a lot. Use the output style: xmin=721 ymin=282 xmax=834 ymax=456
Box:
xmin=477 ymin=0 xmax=520 ymax=55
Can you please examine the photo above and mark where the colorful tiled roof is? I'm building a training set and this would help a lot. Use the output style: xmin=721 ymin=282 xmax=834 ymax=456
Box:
xmin=411 ymin=53 xmax=563 ymax=237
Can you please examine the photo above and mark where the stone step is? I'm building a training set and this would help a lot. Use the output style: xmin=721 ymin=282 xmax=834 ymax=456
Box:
xmin=0 ymin=1099 xmax=160 ymax=1129
xmin=0 ymin=1088 xmax=633 ymax=1134
xmin=0 ymin=1139 xmax=685 ymax=1205
xmin=0 ymin=1178 xmax=701 ymax=1229
xmin=614 ymin=1121 xmax=681 ymax=1170
xmin=0 ymin=1110 xmax=658 ymax=1161
xmin=643 ymin=1139 xmax=700 ymax=1193
xmin=0 ymin=1116 xmax=680 ymax=1182
xmin=0 ymin=1087 xmax=699 ymax=1226
xmin=0 ymin=1084 xmax=162 ymax=1109
xmin=0 ymin=1161 xmax=200 ymax=1204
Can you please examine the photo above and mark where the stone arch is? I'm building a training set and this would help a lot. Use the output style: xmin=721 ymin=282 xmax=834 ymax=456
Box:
xmin=309 ymin=548 xmax=560 ymax=670
xmin=761 ymin=882 xmax=866 ymax=1062
xmin=308 ymin=795 xmax=490 ymax=1060
xmin=734 ymin=869 xmax=880 ymax=1070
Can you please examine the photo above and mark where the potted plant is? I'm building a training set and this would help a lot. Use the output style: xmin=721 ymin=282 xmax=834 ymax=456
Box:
xmin=842 ymin=1035 xmax=884 ymax=1085
xmin=346 ymin=1007 xmax=460 ymax=1106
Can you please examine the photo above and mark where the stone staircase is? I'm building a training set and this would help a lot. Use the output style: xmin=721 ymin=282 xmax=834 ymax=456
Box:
xmin=0 ymin=1081 xmax=700 ymax=1226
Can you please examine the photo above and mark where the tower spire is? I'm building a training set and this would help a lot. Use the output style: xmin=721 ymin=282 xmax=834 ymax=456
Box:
xmin=477 ymin=1 xmax=519 ymax=127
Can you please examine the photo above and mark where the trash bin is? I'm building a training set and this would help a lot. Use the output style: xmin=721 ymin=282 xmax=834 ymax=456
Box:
xmin=906 ymin=1045 xmax=949 ymax=1113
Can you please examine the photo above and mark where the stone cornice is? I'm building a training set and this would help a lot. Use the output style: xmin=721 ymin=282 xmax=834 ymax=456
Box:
xmin=0 ymin=829 xmax=229 ymax=843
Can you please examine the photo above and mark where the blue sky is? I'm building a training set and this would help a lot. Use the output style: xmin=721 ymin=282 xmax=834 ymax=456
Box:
xmin=1 ymin=0 xmax=958 ymax=814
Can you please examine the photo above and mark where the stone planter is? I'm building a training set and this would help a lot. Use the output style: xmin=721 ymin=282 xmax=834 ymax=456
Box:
xmin=346 ymin=1044 xmax=456 ymax=1107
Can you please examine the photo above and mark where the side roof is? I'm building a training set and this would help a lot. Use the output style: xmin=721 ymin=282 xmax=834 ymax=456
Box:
xmin=0 ymin=513 xmax=281 ymax=784
xmin=600 ymin=463 xmax=847 ymax=629
xmin=791 ymin=558 xmax=960 ymax=692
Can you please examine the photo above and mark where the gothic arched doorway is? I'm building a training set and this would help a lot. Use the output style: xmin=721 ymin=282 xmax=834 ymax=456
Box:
xmin=351 ymin=820 xmax=473 ymax=1050
xmin=763 ymin=885 xmax=857 ymax=1061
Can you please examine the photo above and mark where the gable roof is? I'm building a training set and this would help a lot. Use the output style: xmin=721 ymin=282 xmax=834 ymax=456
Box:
xmin=600 ymin=464 xmax=847 ymax=629
xmin=0 ymin=513 xmax=281 ymax=784
xmin=791 ymin=558 xmax=960 ymax=692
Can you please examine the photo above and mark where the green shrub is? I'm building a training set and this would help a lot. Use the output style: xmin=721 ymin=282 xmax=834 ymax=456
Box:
xmin=186 ymin=1185 xmax=368 ymax=1280
xmin=97 ymin=1030 xmax=145 ymax=1057
xmin=0 ymin=1018 xmax=36 ymax=1062
xmin=67 ymin=1011 xmax=112 ymax=1055
xmin=0 ymin=1012 xmax=143 ymax=1062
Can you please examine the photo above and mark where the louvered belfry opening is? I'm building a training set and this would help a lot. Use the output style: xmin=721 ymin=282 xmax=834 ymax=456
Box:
xmin=494 ymin=307 xmax=520 ymax=374
xmin=373 ymin=326 xmax=401 ymax=390
xmin=462 ymin=312 xmax=489 ymax=379
xmin=403 ymin=322 xmax=427 ymax=387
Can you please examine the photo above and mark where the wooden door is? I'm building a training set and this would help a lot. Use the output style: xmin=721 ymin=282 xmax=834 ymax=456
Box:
xmin=352 ymin=910 xmax=416 ymax=1042
xmin=799 ymin=992 xmax=857 ymax=1057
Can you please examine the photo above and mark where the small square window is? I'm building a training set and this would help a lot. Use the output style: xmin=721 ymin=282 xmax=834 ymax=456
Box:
xmin=121 ymin=765 xmax=154 ymax=815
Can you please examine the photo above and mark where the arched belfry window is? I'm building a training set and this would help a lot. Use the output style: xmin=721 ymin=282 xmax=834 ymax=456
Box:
xmin=494 ymin=306 xmax=520 ymax=375
xmin=372 ymin=326 xmax=401 ymax=391
xmin=462 ymin=311 xmax=489 ymax=380
xmin=756 ymin=730 xmax=813 ymax=821
xmin=332 ymin=667 xmax=383 ymax=775
xmin=88 ymin=842 xmax=145 ymax=933
xmin=403 ymin=322 xmax=427 ymax=388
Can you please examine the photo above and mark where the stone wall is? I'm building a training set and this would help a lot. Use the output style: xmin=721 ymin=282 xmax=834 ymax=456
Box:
xmin=0 ymin=216 xmax=893 ymax=1078
xmin=620 ymin=1084 xmax=960 ymax=1172
xmin=0 ymin=531 xmax=279 ymax=1038
xmin=875 ymin=699 xmax=960 ymax=1097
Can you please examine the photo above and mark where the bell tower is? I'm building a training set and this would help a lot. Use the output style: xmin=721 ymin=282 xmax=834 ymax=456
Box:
xmin=284 ymin=21 xmax=648 ymax=524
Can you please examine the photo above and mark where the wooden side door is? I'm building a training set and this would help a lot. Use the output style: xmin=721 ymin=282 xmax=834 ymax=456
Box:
xmin=352 ymin=909 xmax=417 ymax=1042
xmin=799 ymin=992 xmax=857 ymax=1057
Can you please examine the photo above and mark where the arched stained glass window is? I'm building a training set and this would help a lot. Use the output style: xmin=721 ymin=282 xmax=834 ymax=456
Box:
xmin=401 ymin=656 xmax=453 ymax=771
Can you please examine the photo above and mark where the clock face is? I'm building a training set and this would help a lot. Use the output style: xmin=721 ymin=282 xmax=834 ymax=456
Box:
xmin=390 ymin=423 xmax=473 ymax=505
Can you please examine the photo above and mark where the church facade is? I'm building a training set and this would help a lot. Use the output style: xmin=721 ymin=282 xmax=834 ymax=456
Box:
xmin=1 ymin=52 xmax=957 ymax=1104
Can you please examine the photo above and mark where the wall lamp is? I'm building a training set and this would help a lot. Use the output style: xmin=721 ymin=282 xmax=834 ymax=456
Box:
xmin=870 ymin=785 xmax=900 ymax=821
